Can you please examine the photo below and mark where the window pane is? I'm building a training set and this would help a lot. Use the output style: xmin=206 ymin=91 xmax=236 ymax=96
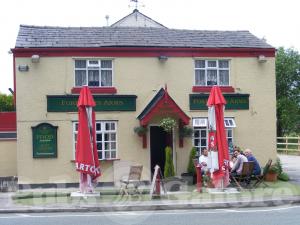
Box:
xmin=105 ymin=151 xmax=110 ymax=159
xmin=201 ymin=139 xmax=206 ymax=146
xmin=194 ymin=130 xmax=200 ymax=138
xmin=88 ymin=70 xmax=99 ymax=86
xmin=101 ymin=60 xmax=112 ymax=68
xmin=105 ymin=123 xmax=110 ymax=130
xmin=207 ymin=61 xmax=217 ymax=67
xmin=111 ymin=142 xmax=116 ymax=150
xmin=219 ymin=60 xmax=229 ymax=68
xmin=194 ymin=139 xmax=199 ymax=146
xmin=99 ymin=151 xmax=103 ymax=159
xmin=200 ymin=130 xmax=207 ymax=137
xmin=207 ymin=70 xmax=217 ymax=85
xmin=97 ymin=143 xmax=102 ymax=150
xmin=104 ymin=133 xmax=109 ymax=141
xmin=96 ymin=134 xmax=102 ymax=141
xmin=111 ymin=151 xmax=116 ymax=159
xmin=96 ymin=123 xmax=101 ymax=131
xmin=110 ymin=123 xmax=115 ymax=130
xmin=75 ymin=60 xmax=86 ymax=68
xmin=195 ymin=60 xmax=205 ymax=68
xmin=111 ymin=133 xmax=116 ymax=141
xmin=219 ymin=70 xmax=229 ymax=85
xmin=195 ymin=70 xmax=205 ymax=86
xmin=75 ymin=123 xmax=78 ymax=131
xmin=105 ymin=142 xmax=110 ymax=150
xmin=101 ymin=70 xmax=112 ymax=87
xmin=88 ymin=60 xmax=99 ymax=66
xmin=75 ymin=70 xmax=86 ymax=86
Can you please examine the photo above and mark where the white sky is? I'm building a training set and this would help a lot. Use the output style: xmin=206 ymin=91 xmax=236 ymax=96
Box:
xmin=0 ymin=0 xmax=299 ymax=94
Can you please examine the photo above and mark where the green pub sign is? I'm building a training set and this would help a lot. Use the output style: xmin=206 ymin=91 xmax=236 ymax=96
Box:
xmin=47 ymin=95 xmax=137 ymax=112
xmin=190 ymin=94 xmax=250 ymax=110
xmin=32 ymin=123 xmax=58 ymax=158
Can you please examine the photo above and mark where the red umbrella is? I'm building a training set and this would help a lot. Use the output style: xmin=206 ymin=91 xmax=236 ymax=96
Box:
xmin=207 ymin=86 xmax=230 ymax=188
xmin=75 ymin=86 xmax=100 ymax=193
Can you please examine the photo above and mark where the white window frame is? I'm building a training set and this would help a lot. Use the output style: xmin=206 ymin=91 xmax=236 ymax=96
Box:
xmin=194 ymin=59 xmax=230 ymax=86
xmin=192 ymin=117 xmax=235 ymax=155
xmin=74 ymin=59 xmax=114 ymax=87
xmin=73 ymin=121 xmax=117 ymax=160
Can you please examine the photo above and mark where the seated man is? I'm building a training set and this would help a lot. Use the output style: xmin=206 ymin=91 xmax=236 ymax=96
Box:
xmin=230 ymin=149 xmax=248 ymax=176
xmin=199 ymin=148 xmax=209 ymax=175
xmin=244 ymin=148 xmax=261 ymax=176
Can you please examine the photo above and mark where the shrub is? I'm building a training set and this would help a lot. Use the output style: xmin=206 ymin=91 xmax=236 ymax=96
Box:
xmin=164 ymin=146 xmax=175 ymax=178
xmin=187 ymin=147 xmax=197 ymax=175
xmin=278 ymin=172 xmax=290 ymax=181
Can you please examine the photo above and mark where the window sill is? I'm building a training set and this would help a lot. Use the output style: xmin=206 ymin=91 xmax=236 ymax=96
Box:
xmin=192 ymin=86 xmax=235 ymax=93
xmin=71 ymin=87 xmax=117 ymax=94
xmin=70 ymin=158 xmax=120 ymax=163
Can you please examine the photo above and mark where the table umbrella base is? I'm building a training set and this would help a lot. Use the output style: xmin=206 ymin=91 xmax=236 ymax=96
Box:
xmin=71 ymin=191 xmax=100 ymax=198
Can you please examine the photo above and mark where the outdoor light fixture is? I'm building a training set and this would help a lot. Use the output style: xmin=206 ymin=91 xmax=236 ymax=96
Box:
xmin=258 ymin=55 xmax=267 ymax=63
xmin=31 ymin=54 xmax=40 ymax=63
xmin=158 ymin=55 xmax=168 ymax=62
xmin=18 ymin=65 xmax=29 ymax=72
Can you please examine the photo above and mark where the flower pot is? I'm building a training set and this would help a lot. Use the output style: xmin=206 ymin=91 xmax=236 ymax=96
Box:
xmin=265 ymin=172 xmax=278 ymax=182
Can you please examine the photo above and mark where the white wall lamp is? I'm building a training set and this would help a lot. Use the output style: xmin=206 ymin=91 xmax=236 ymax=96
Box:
xmin=31 ymin=54 xmax=40 ymax=63
xmin=258 ymin=55 xmax=267 ymax=63
xmin=158 ymin=55 xmax=168 ymax=62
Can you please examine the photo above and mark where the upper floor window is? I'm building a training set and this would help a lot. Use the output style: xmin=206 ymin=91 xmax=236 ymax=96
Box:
xmin=75 ymin=59 xmax=113 ymax=87
xmin=194 ymin=60 xmax=229 ymax=86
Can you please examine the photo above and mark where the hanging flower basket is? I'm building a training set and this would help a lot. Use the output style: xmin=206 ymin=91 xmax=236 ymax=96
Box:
xmin=179 ymin=126 xmax=193 ymax=138
xmin=159 ymin=117 xmax=177 ymax=133
xmin=133 ymin=126 xmax=148 ymax=136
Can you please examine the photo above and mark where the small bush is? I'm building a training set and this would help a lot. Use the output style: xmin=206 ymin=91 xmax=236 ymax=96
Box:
xmin=278 ymin=172 xmax=290 ymax=181
xmin=164 ymin=146 xmax=175 ymax=178
xmin=187 ymin=147 xmax=197 ymax=175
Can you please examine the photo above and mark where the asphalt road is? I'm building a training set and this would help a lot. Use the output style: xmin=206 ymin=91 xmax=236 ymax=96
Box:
xmin=278 ymin=155 xmax=300 ymax=184
xmin=1 ymin=206 xmax=300 ymax=225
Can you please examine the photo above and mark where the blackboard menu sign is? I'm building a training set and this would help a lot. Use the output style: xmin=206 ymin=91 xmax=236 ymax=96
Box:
xmin=32 ymin=123 xmax=58 ymax=158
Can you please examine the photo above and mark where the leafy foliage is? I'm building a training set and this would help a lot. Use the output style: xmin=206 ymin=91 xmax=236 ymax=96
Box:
xmin=0 ymin=93 xmax=14 ymax=111
xmin=187 ymin=147 xmax=197 ymax=175
xmin=159 ymin=117 xmax=177 ymax=133
xmin=164 ymin=146 xmax=175 ymax=178
xmin=276 ymin=47 xmax=300 ymax=136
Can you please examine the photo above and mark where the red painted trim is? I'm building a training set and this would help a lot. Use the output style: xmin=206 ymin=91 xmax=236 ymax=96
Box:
xmin=142 ymin=134 xmax=147 ymax=149
xmin=192 ymin=86 xmax=235 ymax=93
xmin=71 ymin=87 xmax=117 ymax=94
xmin=179 ymin=120 xmax=184 ymax=148
xmin=0 ymin=112 xmax=16 ymax=132
xmin=13 ymin=55 xmax=16 ymax=107
xmin=12 ymin=47 xmax=276 ymax=58
xmin=140 ymin=89 xmax=190 ymax=126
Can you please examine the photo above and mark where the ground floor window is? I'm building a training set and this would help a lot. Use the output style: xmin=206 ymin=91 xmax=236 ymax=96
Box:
xmin=73 ymin=121 xmax=117 ymax=160
xmin=193 ymin=117 xmax=235 ymax=155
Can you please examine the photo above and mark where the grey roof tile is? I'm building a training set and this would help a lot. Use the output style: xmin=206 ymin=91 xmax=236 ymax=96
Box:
xmin=15 ymin=25 xmax=273 ymax=49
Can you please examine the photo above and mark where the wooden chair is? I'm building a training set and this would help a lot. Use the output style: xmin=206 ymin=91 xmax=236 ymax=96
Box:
xmin=252 ymin=159 xmax=272 ymax=189
xmin=231 ymin=161 xmax=254 ymax=190
xmin=119 ymin=165 xmax=143 ymax=196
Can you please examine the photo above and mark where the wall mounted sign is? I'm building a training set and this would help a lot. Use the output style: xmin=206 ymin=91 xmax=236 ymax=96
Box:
xmin=32 ymin=123 xmax=58 ymax=158
xmin=47 ymin=95 xmax=137 ymax=112
xmin=190 ymin=93 xmax=250 ymax=110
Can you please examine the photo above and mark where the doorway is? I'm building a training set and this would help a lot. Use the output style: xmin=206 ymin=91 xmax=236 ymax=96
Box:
xmin=150 ymin=126 xmax=173 ymax=176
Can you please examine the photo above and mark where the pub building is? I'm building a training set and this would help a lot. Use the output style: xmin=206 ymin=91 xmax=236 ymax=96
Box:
xmin=1 ymin=10 xmax=277 ymax=188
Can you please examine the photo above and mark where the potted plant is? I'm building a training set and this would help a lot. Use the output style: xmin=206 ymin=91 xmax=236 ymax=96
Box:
xmin=179 ymin=126 xmax=193 ymax=138
xmin=133 ymin=126 xmax=148 ymax=137
xmin=159 ymin=117 xmax=177 ymax=133
xmin=181 ymin=147 xmax=197 ymax=185
xmin=202 ymin=174 xmax=214 ymax=188
xmin=265 ymin=164 xmax=279 ymax=182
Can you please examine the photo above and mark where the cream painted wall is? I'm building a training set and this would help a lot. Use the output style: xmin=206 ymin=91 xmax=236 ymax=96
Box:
xmin=0 ymin=140 xmax=17 ymax=176
xmin=15 ymin=56 xmax=276 ymax=184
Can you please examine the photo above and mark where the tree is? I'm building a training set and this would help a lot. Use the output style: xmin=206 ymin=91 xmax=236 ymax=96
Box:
xmin=276 ymin=47 xmax=300 ymax=136
xmin=164 ymin=146 xmax=175 ymax=178
xmin=0 ymin=93 xmax=14 ymax=111
xmin=187 ymin=147 xmax=197 ymax=175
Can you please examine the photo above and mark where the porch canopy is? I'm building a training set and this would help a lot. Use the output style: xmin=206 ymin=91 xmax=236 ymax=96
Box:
xmin=137 ymin=87 xmax=190 ymax=126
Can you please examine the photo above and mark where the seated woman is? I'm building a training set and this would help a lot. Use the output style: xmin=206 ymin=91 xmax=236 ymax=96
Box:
xmin=230 ymin=149 xmax=248 ymax=176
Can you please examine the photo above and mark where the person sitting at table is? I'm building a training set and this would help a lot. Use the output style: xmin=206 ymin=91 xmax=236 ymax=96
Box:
xmin=231 ymin=149 xmax=248 ymax=176
xmin=199 ymin=148 xmax=209 ymax=174
xmin=244 ymin=148 xmax=261 ymax=176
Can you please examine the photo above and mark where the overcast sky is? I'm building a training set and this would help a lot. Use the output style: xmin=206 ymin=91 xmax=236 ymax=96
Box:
xmin=0 ymin=0 xmax=299 ymax=94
